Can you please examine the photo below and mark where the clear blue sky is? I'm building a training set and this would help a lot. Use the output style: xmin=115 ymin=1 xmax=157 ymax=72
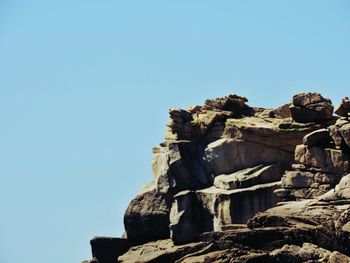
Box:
xmin=0 ymin=1 xmax=349 ymax=262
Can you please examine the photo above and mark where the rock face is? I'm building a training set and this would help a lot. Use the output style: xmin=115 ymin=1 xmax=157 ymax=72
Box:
xmin=278 ymin=105 xmax=350 ymax=200
xmin=84 ymin=92 xmax=350 ymax=263
xmin=123 ymin=186 xmax=173 ymax=243
xmin=289 ymin=92 xmax=334 ymax=123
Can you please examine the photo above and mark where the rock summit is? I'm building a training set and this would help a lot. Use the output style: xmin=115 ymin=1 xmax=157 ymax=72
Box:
xmin=84 ymin=92 xmax=350 ymax=263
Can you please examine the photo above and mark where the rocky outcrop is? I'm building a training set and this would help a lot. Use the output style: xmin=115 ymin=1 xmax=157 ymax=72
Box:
xmin=213 ymin=164 xmax=281 ymax=190
xmin=88 ymin=237 xmax=131 ymax=263
xmin=289 ymin=92 xmax=334 ymax=123
xmin=84 ymin=91 xmax=350 ymax=263
xmin=278 ymin=104 xmax=350 ymax=200
xmin=335 ymin=97 xmax=350 ymax=117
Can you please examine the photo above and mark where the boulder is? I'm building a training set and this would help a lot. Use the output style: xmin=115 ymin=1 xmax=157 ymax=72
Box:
xmin=196 ymin=182 xmax=282 ymax=229
xmin=302 ymin=128 xmax=331 ymax=147
xmin=339 ymin=122 xmax=350 ymax=148
xmin=90 ymin=237 xmax=131 ymax=263
xmin=166 ymin=108 xmax=193 ymax=140
xmin=294 ymin=144 xmax=350 ymax=174
xmin=335 ymin=97 xmax=350 ymax=117
xmin=152 ymin=141 xmax=210 ymax=194
xmin=335 ymin=174 xmax=350 ymax=199
xmin=118 ymin=239 xmax=216 ymax=263
xmin=169 ymin=191 xmax=203 ymax=245
xmin=124 ymin=187 xmax=173 ymax=243
xmin=289 ymin=92 xmax=334 ymax=123
xmin=214 ymin=164 xmax=282 ymax=190
xmin=224 ymin=116 xmax=321 ymax=152
xmin=204 ymin=138 xmax=294 ymax=176
xmin=203 ymin=93 xmax=253 ymax=117
xmin=281 ymin=170 xmax=315 ymax=188
xmin=270 ymin=243 xmax=350 ymax=262
xmin=248 ymin=199 xmax=350 ymax=253
xmin=272 ymin=103 xmax=291 ymax=119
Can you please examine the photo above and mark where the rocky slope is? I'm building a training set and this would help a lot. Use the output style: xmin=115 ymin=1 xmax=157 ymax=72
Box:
xmin=83 ymin=92 xmax=350 ymax=263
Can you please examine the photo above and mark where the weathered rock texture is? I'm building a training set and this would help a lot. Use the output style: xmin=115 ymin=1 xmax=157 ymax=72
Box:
xmin=84 ymin=92 xmax=350 ymax=263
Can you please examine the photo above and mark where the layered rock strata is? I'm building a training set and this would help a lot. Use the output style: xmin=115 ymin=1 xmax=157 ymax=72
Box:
xmin=84 ymin=92 xmax=350 ymax=263
xmin=278 ymin=105 xmax=350 ymax=200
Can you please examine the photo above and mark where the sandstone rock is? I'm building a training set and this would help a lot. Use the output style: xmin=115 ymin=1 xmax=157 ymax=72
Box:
xmin=166 ymin=108 xmax=193 ymax=140
xmin=169 ymin=191 xmax=201 ymax=245
xmin=248 ymin=199 xmax=350 ymax=253
xmin=335 ymin=97 xmax=350 ymax=117
xmin=339 ymin=122 xmax=350 ymax=148
xmin=187 ymin=105 xmax=202 ymax=114
xmin=118 ymin=239 xmax=215 ymax=263
xmin=294 ymin=144 xmax=350 ymax=174
xmin=272 ymin=103 xmax=291 ymax=119
xmin=203 ymin=93 xmax=253 ymax=117
xmin=224 ymin=116 xmax=320 ymax=152
xmin=90 ymin=237 xmax=131 ymax=263
xmin=302 ymin=128 xmax=331 ymax=146
xmin=192 ymin=110 xmax=232 ymax=138
xmin=196 ymin=182 xmax=281 ymax=229
xmin=214 ymin=164 xmax=281 ymax=190
xmin=335 ymin=174 xmax=350 ymax=199
xmin=281 ymin=170 xmax=315 ymax=188
xmin=87 ymin=92 xmax=350 ymax=262
xmin=329 ymin=118 xmax=350 ymax=148
xmin=205 ymin=138 xmax=294 ymax=176
xmin=270 ymin=243 xmax=350 ymax=262
xmin=124 ymin=188 xmax=173 ymax=243
xmin=152 ymin=141 xmax=210 ymax=194
xmin=289 ymin=92 xmax=334 ymax=123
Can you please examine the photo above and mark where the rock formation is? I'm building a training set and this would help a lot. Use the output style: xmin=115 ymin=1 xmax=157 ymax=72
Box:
xmin=84 ymin=92 xmax=350 ymax=263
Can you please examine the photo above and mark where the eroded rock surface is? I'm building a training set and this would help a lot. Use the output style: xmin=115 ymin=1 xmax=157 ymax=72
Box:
xmin=85 ymin=92 xmax=350 ymax=263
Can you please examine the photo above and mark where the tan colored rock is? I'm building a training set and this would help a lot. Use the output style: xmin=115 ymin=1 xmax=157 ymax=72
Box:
xmin=124 ymin=187 xmax=173 ymax=243
xmin=169 ymin=191 xmax=201 ymax=245
xmin=281 ymin=170 xmax=314 ymax=188
xmin=339 ymin=122 xmax=350 ymax=148
xmin=302 ymin=128 xmax=331 ymax=146
xmin=203 ymin=93 xmax=252 ymax=117
xmin=205 ymin=138 xmax=294 ymax=176
xmin=270 ymin=243 xmax=350 ymax=262
xmin=118 ymin=239 xmax=213 ymax=263
xmin=152 ymin=141 xmax=210 ymax=194
xmin=224 ymin=116 xmax=320 ymax=152
xmin=214 ymin=164 xmax=281 ymax=190
xmin=294 ymin=144 xmax=350 ymax=174
xmin=272 ymin=103 xmax=291 ymax=119
xmin=196 ymin=182 xmax=281 ymax=229
xmin=335 ymin=174 xmax=350 ymax=199
xmin=289 ymin=92 xmax=334 ymax=123
xmin=335 ymin=97 xmax=350 ymax=117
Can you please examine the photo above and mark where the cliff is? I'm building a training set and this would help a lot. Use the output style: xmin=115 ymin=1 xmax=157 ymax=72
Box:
xmin=83 ymin=92 xmax=350 ymax=263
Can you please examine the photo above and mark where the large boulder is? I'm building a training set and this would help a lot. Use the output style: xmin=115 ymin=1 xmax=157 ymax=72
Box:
xmin=123 ymin=186 xmax=173 ymax=243
xmin=289 ymin=92 xmax=334 ymax=123
xmin=90 ymin=237 xmax=131 ymax=263
xmin=213 ymin=163 xmax=282 ymax=190
xmin=223 ymin=116 xmax=320 ymax=152
xmin=196 ymin=182 xmax=282 ymax=229
xmin=248 ymin=199 xmax=350 ymax=253
xmin=302 ymin=128 xmax=331 ymax=147
xmin=204 ymin=138 xmax=294 ymax=176
xmin=335 ymin=97 xmax=350 ymax=117
xmin=203 ymin=93 xmax=253 ymax=117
